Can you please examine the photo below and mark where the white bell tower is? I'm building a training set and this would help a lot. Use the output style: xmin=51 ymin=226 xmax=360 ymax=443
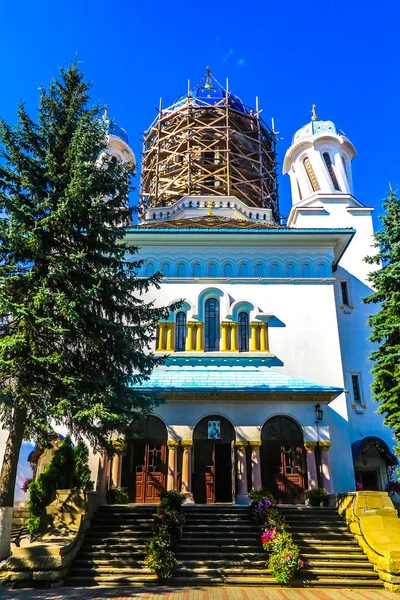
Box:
xmin=102 ymin=106 xmax=136 ymax=167
xmin=283 ymin=106 xmax=357 ymax=208
xmin=283 ymin=107 xmax=376 ymax=285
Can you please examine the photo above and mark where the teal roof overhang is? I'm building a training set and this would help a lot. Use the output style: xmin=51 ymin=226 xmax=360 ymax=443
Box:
xmin=125 ymin=227 xmax=355 ymax=269
xmin=133 ymin=366 xmax=343 ymax=402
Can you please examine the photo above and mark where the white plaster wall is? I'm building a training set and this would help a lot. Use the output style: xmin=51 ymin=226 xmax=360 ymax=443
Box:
xmin=287 ymin=200 xmax=395 ymax=465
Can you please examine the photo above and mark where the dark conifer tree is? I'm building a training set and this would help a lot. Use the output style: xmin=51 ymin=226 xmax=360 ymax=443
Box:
xmin=364 ymin=189 xmax=400 ymax=452
xmin=0 ymin=63 xmax=174 ymax=522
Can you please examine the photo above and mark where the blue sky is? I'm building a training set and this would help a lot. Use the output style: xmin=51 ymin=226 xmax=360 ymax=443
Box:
xmin=1 ymin=0 xmax=399 ymax=224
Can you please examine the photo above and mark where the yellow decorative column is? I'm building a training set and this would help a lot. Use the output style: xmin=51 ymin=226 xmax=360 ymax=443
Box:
xmin=304 ymin=441 xmax=318 ymax=489
xmin=181 ymin=440 xmax=194 ymax=503
xmin=250 ymin=322 xmax=259 ymax=352
xmin=157 ymin=322 xmax=166 ymax=351
xmin=320 ymin=441 xmax=333 ymax=494
xmin=260 ymin=323 xmax=269 ymax=352
xmin=195 ymin=323 xmax=204 ymax=351
xmin=186 ymin=322 xmax=196 ymax=351
xmin=166 ymin=322 xmax=174 ymax=351
xmin=230 ymin=322 xmax=238 ymax=352
xmin=167 ymin=440 xmax=179 ymax=491
xmin=250 ymin=441 xmax=262 ymax=490
xmin=235 ymin=441 xmax=249 ymax=504
xmin=221 ymin=322 xmax=230 ymax=351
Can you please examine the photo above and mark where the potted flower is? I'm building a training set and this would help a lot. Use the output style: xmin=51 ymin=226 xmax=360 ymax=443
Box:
xmin=303 ymin=487 xmax=327 ymax=507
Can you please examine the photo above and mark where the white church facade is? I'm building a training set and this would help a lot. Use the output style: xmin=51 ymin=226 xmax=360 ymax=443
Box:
xmin=2 ymin=70 xmax=398 ymax=506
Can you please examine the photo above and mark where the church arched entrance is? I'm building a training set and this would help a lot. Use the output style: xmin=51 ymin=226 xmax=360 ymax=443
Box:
xmin=261 ymin=416 xmax=305 ymax=504
xmin=193 ymin=415 xmax=235 ymax=504
xmin=121 ymin=416 xmax=167 ymax=503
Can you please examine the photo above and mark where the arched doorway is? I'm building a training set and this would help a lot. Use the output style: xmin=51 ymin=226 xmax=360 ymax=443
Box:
xmin=352 ymin=436 xmax=398 ymax=491
xmin=261 ymin=416 xmax=305 ymax=504
xmin=121 ymin=416 xmax=167 ymax=503
xmin=193 ymin=415 xmax=235 ymax=504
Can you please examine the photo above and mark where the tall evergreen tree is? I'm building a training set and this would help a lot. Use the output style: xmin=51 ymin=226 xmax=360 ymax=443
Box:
xmin=0 ymin=63 xmax=174 ymax=534
xmin=364 ymin=189 xmax=400 ymax=452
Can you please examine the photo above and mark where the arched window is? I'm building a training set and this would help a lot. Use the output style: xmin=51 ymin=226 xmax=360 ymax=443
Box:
xmin=205 ymin=298 xmax=220 ymax=352
xmin=302 ymin=263 xmax=311 ymax=277
xmin=271 ymin=263 xmax=280 ymax=278
xmin=192 ymin=263 xmax=201 ymax=277
xmin=145 ymin=263 xmax=155 ymax=277
xmin=177 ymin=263 xmax=186 ymax=277
xmin=303 ymin=157 xmax=320 ymax=192
xmin=317 ymin=263 xmax=327 ymax=277
xmin=161 ymin=263 xmax=170 ymax=277
xmin=286 ymin=263 xmax=295 ymax=277
xmin=208 ymin=263 xmax=217 ymax=277
xmin=175 ymin=311 xmax=187 ymax=352
xmin=238 ymin=312 xmax=250 ymax=352
xmin=323 ymin=152 xmax=340 ymax=191
xmin=239 ymin=263 xmax=248 ymax=277
xmin=223 ymin=263 xmax=233 ymax=277
xmin=254 ymin=263 xmax=264 ymax=277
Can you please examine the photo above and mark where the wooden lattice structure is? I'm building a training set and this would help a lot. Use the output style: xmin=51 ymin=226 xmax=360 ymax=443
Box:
xmin=139 ymin=70 xmax=279 ymax=223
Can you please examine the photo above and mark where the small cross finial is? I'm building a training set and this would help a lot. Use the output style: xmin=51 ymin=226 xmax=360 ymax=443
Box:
xmin=311 ymin=104 xmax=317 ymax=121
xmin=205 ymin=66 xmax=212 ymax=89
xmin=102 ymin=104 xmax=109 ymax=121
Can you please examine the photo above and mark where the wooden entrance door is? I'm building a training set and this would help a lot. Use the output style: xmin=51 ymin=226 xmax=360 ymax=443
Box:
xmin=262 ymin=443 xmax=304 ymax=503
xmin=193 ymin=416 xmax=236 ymax=504
xmin=133 ymin=441 xmax=166 ymax=503
xmin=261 ymin=416 xmax=305 ymax=504
xmin=194 ymin=441 xmax=215 ymax=504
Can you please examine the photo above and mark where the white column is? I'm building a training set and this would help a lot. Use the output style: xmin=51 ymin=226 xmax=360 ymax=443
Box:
xmin=167 ymin=440 xmax=179 ymax=491
xmin=236 ymin=441 xmax=249 ymax=505
xmin=181 ymin=440 xmax=194 ymax=504
xmin=320 ymin=442 xmax=333 ymax=494
xmin=250 ymin=441 xmax=262 ymax=490
xmin=304 ymin=441 xmax=318 ymax=489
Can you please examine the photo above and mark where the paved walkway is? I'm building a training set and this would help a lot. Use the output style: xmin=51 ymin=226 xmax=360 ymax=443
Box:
xmin=0 ymin=587 xmax=397 ymax=600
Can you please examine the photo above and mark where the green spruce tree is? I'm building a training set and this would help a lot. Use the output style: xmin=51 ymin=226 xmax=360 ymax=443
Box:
xmin=0 ymin=63 xmax=175 ymax=542
xmin=364 ymin=189 xmax=400 ymax=451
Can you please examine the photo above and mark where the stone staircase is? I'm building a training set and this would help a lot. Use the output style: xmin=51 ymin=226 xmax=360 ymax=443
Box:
xmin=171 ymin=505 xmax=382 ymax=588
xmin=280 ymin=506 xmax=381 ymax=588
xmin=66 ymin=505 xmax=158 ymax=587
xmin=172 ymin=505 xmax=271 ymax=585
xmin=66 ymin=503 xmax=383 ymax=588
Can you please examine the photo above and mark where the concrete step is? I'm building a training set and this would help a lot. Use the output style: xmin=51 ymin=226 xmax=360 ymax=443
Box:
xmin=178 ymin=544 xmax=261 ymax=552
xmin=177 ymin=552 xmax=265 ymax=561
xmin=66 ymin=575 xmax=158 ymax=587
xmin=299 ymin=577 xmax=382 ymax=588
xmin=68 ymin=566 xmax=152 ymax=575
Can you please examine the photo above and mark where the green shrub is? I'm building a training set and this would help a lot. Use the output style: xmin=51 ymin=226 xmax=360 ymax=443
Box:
xmin=159 ymin=490 xmax=186 ymax=511
xmin=27 ymin=435 xmax=93 ymax=533
xmin=145 ymin=529 xmax=177 ymax=578
xmin=107 ymin=487 xmax=129 ymax=504
xmin=72 ymin=442 xmax=94 ymax=490
xmin=145 ymin=489 xmax=185 ymax=578
xmin=248 ymin=487 xmax=275 ymax=503
xmin=268 ymin=544 xmax=304 ymax=584
xmin=303 ymin=487 xmax=327 ymax=506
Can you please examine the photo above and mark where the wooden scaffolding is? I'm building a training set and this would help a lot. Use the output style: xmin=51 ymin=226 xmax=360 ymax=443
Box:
xmin=139 ymin=71 xmax=279 ymax=223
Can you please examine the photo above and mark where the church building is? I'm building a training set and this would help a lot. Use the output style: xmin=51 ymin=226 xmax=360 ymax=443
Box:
xmin=5 ymin=69 xmax=398 ymax=506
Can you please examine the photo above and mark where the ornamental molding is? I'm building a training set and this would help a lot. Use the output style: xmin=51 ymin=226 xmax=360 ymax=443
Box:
xmin=319 ymin=441 xmax=331 ymax=451
xmin=304 ymin=441 xmax=318 ymax=450
xmin=235 ymin=440 xmax=248 ymax=449
xmin=181 ymin=440 xmax=193 ymax=448
xmin=167 ymin=440 xmax=180 ymax=449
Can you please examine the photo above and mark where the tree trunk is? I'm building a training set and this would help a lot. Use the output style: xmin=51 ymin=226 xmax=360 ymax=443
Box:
xmin=0 ymin=405 xmax=27 ymax=507
xmin=0 ymin=405 xmax=27 ymax=560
